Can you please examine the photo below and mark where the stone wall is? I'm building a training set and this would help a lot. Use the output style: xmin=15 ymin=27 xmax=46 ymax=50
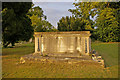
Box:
xmin=34 ymin=31 xmax=91 ymax=57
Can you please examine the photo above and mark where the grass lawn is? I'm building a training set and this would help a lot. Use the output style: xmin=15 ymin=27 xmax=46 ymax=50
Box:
xmin=91 ymin=41 xmax=118 ymax=67
xmin=2 ymin=42 xmax=119 ymax=78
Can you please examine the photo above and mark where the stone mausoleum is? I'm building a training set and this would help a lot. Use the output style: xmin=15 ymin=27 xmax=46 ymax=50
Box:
xmin=34 ymin=31 xmax=91 ymax=57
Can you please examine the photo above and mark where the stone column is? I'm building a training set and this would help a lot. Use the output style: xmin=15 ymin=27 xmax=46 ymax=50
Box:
xmin=57 ymin=36 xmax=60 ymax=52
xmin=85 ymin=38 xmax=87 ymax=54
xmin=35 ymin=36 xmax=41 ymax=53
xmin=69 ymin=37 xmax=74 ymax=53
xmin=89 ymin=38 xmax=91 ymax=52
xmin=80 ymin=37 xmax=82 ymax=53
xmin=35 ymin=37 xmax=38 ymax=53
xmin=41 ymin=35 xmax=43 ymax=55
xmin=37 ymin=37 xmax=40 ymax=52
xmin=75 ymin=37 xmax=77 ymax=52
xmin=87 ymin=37 xmax=90 ymax=54
xmin=81 ymin=37 xmax=85 ymax=54
xmin=76 ymin=37 xmax=81 ymax=52
xmin=58 ymin=36 xmax=66 ymax=52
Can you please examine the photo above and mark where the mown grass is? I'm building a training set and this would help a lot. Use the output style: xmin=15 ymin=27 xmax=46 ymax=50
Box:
xmin=2 ymin=42 xmax=119 ymax=78
xmin=91 ymin=42 xmax=118 ymax=67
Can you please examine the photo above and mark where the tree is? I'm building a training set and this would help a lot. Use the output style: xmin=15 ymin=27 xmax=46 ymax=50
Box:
xmin=68 ymin=2 xmax=99 ymax=30
xmin=95 ymin=2 xmax=120 ymax=42
xmin=2 ymin=2 xmax=34 ymax=47
xmin=27 ymin=4 xmax=46 ymax=30
xmin=68 ymin=2 xmax=120 ymax=42
xmin=58 ymin=16 xmax=91 ymax=31
xmin=58 ymin=2 xmax=98 ymax=39
xmin=58 ymin=17 xmax=68 ymax=31
xmin=28 ymin=4 xmax=55 ymax=32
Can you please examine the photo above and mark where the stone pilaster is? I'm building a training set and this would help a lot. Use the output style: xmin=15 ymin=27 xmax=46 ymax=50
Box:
xmin=35 ymin=37 xmax=41 ymax=53
xmin=81 ymin=37 xmax=85 ymax=54
xmin=76 ymin=37 xmax=81 ymax=52
xmin=87 ymin=37 xmax=90 ymax=54
xmin=89 ymin=38 xmax=91 ymax=52
xmin=57 ymin=36 xmax=60 ymax=52
xmin=35 ymin=37 xmax=38 ymax=53
xmin=41 ymin=35 xmax=43 ymax=55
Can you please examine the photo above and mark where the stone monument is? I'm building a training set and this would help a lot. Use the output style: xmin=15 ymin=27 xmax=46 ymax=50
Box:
xmin=34 ymin=31 xmax=91 ymax=57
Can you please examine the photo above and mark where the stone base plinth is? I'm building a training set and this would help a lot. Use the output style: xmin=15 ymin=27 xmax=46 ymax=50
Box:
xmin=20 ymin=53 xmax=105 ymax=68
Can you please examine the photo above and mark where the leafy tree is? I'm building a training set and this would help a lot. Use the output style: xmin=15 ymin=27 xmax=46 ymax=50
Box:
xmin=68 ymin=2 xmax=120 ymax=42
xmin=58 ymin=17 xmax=67 ymax=31
xmin=27 ymin=4 xmax=46 ymax=30
xmin=35 ymin=20 xmax=57 ymax=32
xmin=58 ymin=2 xmax=99 ymax=39
xmin=68 ymin=2 xmax=99 ymax=30
xmin=28 ymin=4 xmax=55 ymax=32
xmin=2 ymin=2 xmax=33 ymax=47
xmin=95 ymin=2 xmax=120 ymax=42
xmin=109 ymin=2 xmax=120 ymax=41
xmin=58 ymin=16 xmax=92 ymax=31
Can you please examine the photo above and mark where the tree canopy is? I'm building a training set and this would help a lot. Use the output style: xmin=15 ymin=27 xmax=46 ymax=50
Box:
xmin=95 ymin=2 xmax=120 ymax=42
xmin=58 ymin=2 xmax=97 ymax=32
xmin=95 ymin=7 xmax=119 ymax=42
xmin=28 ymin=4 xmax=57 ymax=32
xmin=2 ymin=2 xmax=34 ymax=47
xmin=2 ymin=2 xmax=120 ymax=46
xmin=58 ymin=2 xmax=120 ymax=42
xmin=58 ymin=16 xmax=90 ymax=31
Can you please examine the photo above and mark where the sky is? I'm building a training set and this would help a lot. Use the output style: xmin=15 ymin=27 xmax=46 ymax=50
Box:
xmin=33 ymin=2 xmax=75 ymax=28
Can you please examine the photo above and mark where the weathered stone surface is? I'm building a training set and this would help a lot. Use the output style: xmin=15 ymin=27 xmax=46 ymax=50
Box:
xmin=20 ymin=54 xmax=92 ymax=63
xmin=20 ymin=57 xmax=25 ymax=64
xmin=90 ymin=51 xmax=105 ymax=67
xmin=20 ymin=53 xmax=105 ymax=68
xmin=97 ymin=56 xmax=102 ymax=59
xmin=34 ymin=31 xmax=91 ymax=56
xmin=41 ymin=59 xmax=47 ymax=62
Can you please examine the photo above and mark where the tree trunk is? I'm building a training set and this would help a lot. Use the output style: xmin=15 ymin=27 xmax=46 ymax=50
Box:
xmin=11 ymin=42 xmax=15 ymax=46
xmin=3 ymin=42 xmax=10 ymax=48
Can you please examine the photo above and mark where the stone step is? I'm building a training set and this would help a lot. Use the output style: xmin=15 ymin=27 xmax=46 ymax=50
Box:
xmin=47 ymin=53 xmax=81 ymax=57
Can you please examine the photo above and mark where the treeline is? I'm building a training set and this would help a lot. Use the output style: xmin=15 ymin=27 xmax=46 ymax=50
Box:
xmin=58 ymin=16 xmax=93 ymax=31
xmin=58 ymin=2 xmax=120 ymax=42
xmin=2 ymin=2 xmax=57 ymax=47
xmin=2 ymin=2 xmax=120 ymax=47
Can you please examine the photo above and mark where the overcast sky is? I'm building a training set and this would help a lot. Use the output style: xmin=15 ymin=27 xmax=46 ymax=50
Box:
xmin=33 ymin=2 xmax=75 ymax=28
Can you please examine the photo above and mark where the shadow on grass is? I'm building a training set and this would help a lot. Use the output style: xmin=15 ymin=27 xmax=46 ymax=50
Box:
xmin=2 ymin=43 xmax=35 ymax=56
